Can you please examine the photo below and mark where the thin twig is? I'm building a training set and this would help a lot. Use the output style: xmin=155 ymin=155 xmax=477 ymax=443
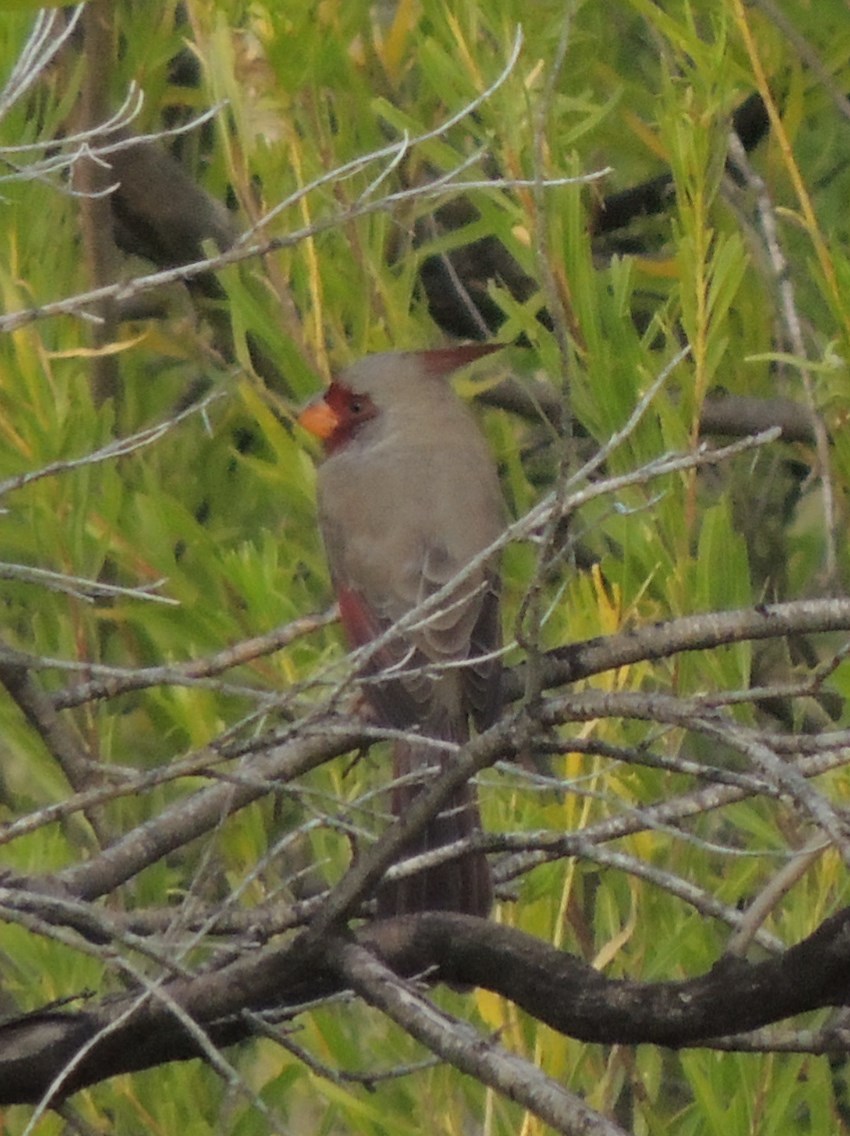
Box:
xmin=325 ymin=938 xmax=630 ymax=1136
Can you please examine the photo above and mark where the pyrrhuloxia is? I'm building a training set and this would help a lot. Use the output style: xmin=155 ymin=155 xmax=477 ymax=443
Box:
xmin=299 ymin=345 xmax=504 ymax=917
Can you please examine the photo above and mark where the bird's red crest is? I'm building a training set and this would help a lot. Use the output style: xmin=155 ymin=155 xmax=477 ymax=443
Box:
xmin=416 ymin=344 xmax=504 ymax=377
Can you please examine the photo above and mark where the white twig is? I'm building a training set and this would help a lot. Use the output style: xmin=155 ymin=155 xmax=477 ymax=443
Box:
xmin=0 ymin=391 xmax=224 ymax=499
xmin=0 ymin=6 xmax=83 ymax=120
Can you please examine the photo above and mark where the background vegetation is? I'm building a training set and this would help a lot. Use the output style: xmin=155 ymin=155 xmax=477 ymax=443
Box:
xmin=3 ymin=0 xmax=850 ymax=1133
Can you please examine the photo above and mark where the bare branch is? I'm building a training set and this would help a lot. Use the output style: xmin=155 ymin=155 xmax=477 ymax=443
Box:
xmin=325 ymin=938 xmax=629 ymax=1136
xmin=0 ymin=7 xmax=83 ymax=120
xmin=5 ymin=909 xmax=850 ymax=1105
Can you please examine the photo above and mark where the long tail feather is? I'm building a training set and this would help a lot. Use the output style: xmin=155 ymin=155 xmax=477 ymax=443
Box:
xmin=376 ymin=739 xmax=492 ymax=918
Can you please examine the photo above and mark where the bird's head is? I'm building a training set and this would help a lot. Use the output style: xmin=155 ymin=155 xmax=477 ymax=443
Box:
xmin=297 ymin=344 xmax=502 ymax=454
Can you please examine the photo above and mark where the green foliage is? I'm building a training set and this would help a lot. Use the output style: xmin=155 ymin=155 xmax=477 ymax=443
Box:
xmin=3 ymin=0 xmax=850 ymax=1133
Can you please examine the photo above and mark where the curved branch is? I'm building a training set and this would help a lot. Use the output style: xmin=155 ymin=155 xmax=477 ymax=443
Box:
xmin=3 ymin=908 xmax=850 ymax=1106
xmin=325 ymin=937 xmax=629 ymax=1136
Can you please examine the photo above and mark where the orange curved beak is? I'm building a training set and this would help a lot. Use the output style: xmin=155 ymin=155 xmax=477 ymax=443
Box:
xmin=297 ymin=396 xmax=339 ymax=441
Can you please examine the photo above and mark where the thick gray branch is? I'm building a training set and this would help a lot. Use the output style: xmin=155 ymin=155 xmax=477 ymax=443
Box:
xmin=3 ymin=908 xmax=850 ymax=1106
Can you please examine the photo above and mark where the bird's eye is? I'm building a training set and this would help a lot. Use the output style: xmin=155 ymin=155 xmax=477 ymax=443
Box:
xmin=350 ymin=399 xmax=363 ymax=415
